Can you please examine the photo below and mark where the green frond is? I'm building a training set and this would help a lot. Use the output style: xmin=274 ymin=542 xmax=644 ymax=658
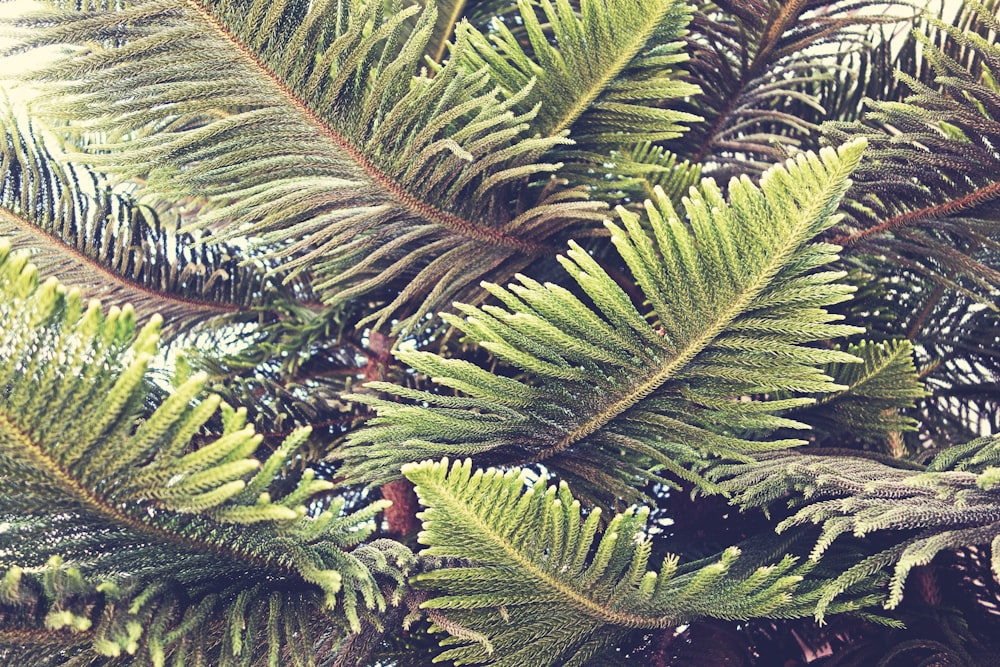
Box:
xmin=11 ymin=0 xmax=605 ymax=332
xmin=790 ymin=339 xmax=926 ymax=450
xmin=927 ymin=433 xmax=1000 ymax=473
xmin=0 ymin=242 xmax=416 ymax=664
xmin=341 ymin=140 xmax=866 ymax=503
xmin=825 ymin=0 xmax=1000 ymax=299
xmin=403 ymin=458 xmax=872 ymax=666
xmin=6 ymin=0 xmax=1000 ymax=661
xmin=0 ymin=104 xmax=278 ymax=332
xmin=566 ymin=142 xmax=702 ymax=208
xmin=715 ymin=437 xmax=1000 ymax=618
xmin=460 ymin=0 xmax=701 ymax=153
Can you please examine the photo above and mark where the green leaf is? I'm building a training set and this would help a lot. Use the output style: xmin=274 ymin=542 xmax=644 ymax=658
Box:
xmin=461 ymin=0 xmax=701 ymax=152
xmin=0 ymin=241 xmax=415 ymax=664
xmin=403 ymin=458 xmax=880 ymax=666
xmin=343 ymin=140 xmax=867 ymax=503
xmin=789 ymin=339 xmax=926 ymax=449
xmin=0 ymin=103 xmax=278 ymax=331
xmin=13 ymin=0 xmax=604 ymax=332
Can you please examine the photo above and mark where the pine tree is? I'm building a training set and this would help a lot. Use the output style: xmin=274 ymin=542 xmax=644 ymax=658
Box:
xmin=2 ymin=0 xmax=1000 ymax=664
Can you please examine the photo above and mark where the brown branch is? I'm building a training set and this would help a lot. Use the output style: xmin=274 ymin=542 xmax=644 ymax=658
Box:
xmin=0 ymin=626 xmax=94 ymax=646
xmin=752 ymin=0 xmax=809 ymax=73
xmin=380 ymin=479 xmax=421 ymax=538
xmin=832 ymin=180 xmax=1000 ymax=248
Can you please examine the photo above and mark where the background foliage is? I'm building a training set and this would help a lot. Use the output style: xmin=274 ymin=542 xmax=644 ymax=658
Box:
xmin=2 ymin=0 xmax=1000 ymax=664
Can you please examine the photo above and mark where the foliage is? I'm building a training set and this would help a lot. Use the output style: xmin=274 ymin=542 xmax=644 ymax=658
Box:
xmin=1 ymin=0 xmax=1000 ymax=664
xmin=0 ymin=241 xmax=414 ymax=665
xmin=341 ymin=140 xmax=869 ymax=504
xmin=402 ymin=458 xmax=881 ymax=666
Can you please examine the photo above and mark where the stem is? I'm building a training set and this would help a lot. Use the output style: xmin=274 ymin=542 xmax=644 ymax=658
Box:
xmin=380 ymin=479 xmax=421 ymax=538
xmin=833 ymin=180 xmax=1000 ymax=248
xmin=0 ymin=208 xmax=240 ymax=322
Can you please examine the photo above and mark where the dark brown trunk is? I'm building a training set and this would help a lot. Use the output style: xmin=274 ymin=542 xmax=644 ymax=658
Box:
xmin=381 ymin=479 xmax=421 ymax=538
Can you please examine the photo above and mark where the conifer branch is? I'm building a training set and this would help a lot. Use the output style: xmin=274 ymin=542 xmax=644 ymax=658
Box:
xmin=786 ymin=339 xmax=925 ymax=449
xmin=0 ymin=107 xmax=270 ymax=330
xmin=4 ymin=0 xmax=1000 ymax=663
xmin=403 ymin=458 xmax=882 ymax=665
xmin=825 ymin=2 xmax=1000 ymax=296
xmin=461 ymin=0 xmax=701 ymax=160
xmin=342 ymin=141 xmax=867 ymax=503
xmin=12 ymin=0 xmax=605 ymax=331
xmin=0 ymin=206 xmax=240 ymax=323
xmin=714 ymin=434 xmax=1000 ymax=618
xmin=0 ymin=242 xmax=415 ymax=663
xmin=673 ymin=0 xmax=887 ymax=179
xmin=833 ymin=180 xmax=1000 ymax=248
xmin=184 ymin=0 xmax=545 ymax=256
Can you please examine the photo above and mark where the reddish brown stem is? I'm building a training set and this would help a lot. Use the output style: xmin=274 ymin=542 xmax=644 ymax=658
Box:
xmin=380 ymin=479 xmax=421 ymax=538
xmin=912 ymin=565 xmax=941 ymax=606
xmin=833 ymin=180 xmax=1000 ymax=248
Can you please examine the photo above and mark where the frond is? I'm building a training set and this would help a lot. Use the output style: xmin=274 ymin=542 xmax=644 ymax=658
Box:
xmin=402 ymin=458 xmax=878 ymax=666
xmin=11 ymin=0 xmax=604 ymax=332
xmin=424 ymin=0 xmax=469 ymax=64
xmin=0 ymin=241 xmax=416 ymax=665
xmin=341 ymin=141 xmax=867 ymax=504
xmin=460 ymin=0 xmax=701 ymax=155
xmin=790 ymin=339 xmax=925 ymax=451
xmin=0 ymin=105 xmax=276 ymax=333
xmin=666 ymin=0 xmax=895 ymax=180
xmin=832 ymin=260 xmax=1000 ymax=447
xmin=714 ymin=435 xmax=1000 ymax=619
xmin=825 ymin=0 xmax=1000 ymax=298
xmin=564 ymin=142 xmax=703 ymax=209
xmin=165 ymin=312 xmax=407 ymax=469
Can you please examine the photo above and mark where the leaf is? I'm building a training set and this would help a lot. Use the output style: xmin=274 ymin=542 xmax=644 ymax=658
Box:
xmin=342 ymin=140 xmax=867 ymax=504
xmin=715 ymin=435 xmax=1000 ymax=618
xmin=461 ymin=0 xmax=701 ymax=155
xmin=790 ymin=339 xmax=926 ymax=449
xmin=0 ymin=104 xmax=277 ymax=332
xmin=826 ymin=0 xmax=1000 ymax=300
xmin=403 ymin=458 xmax=871 ymax=666
xmin=424 ymin=0 xmax=469 ymax=64
xmin=0 ymin=241 xmax=415 ymax=665
xmin=12 ymin=0 xmax=604 ymax=332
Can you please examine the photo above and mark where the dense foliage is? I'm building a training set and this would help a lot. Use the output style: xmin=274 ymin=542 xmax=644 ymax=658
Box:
xmin=2 ymin=0 xmax=1000 ymax=664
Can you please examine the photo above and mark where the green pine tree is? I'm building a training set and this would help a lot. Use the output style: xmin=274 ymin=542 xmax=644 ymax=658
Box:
xmin=2 ymin=0 xmax=1000 ymax=664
